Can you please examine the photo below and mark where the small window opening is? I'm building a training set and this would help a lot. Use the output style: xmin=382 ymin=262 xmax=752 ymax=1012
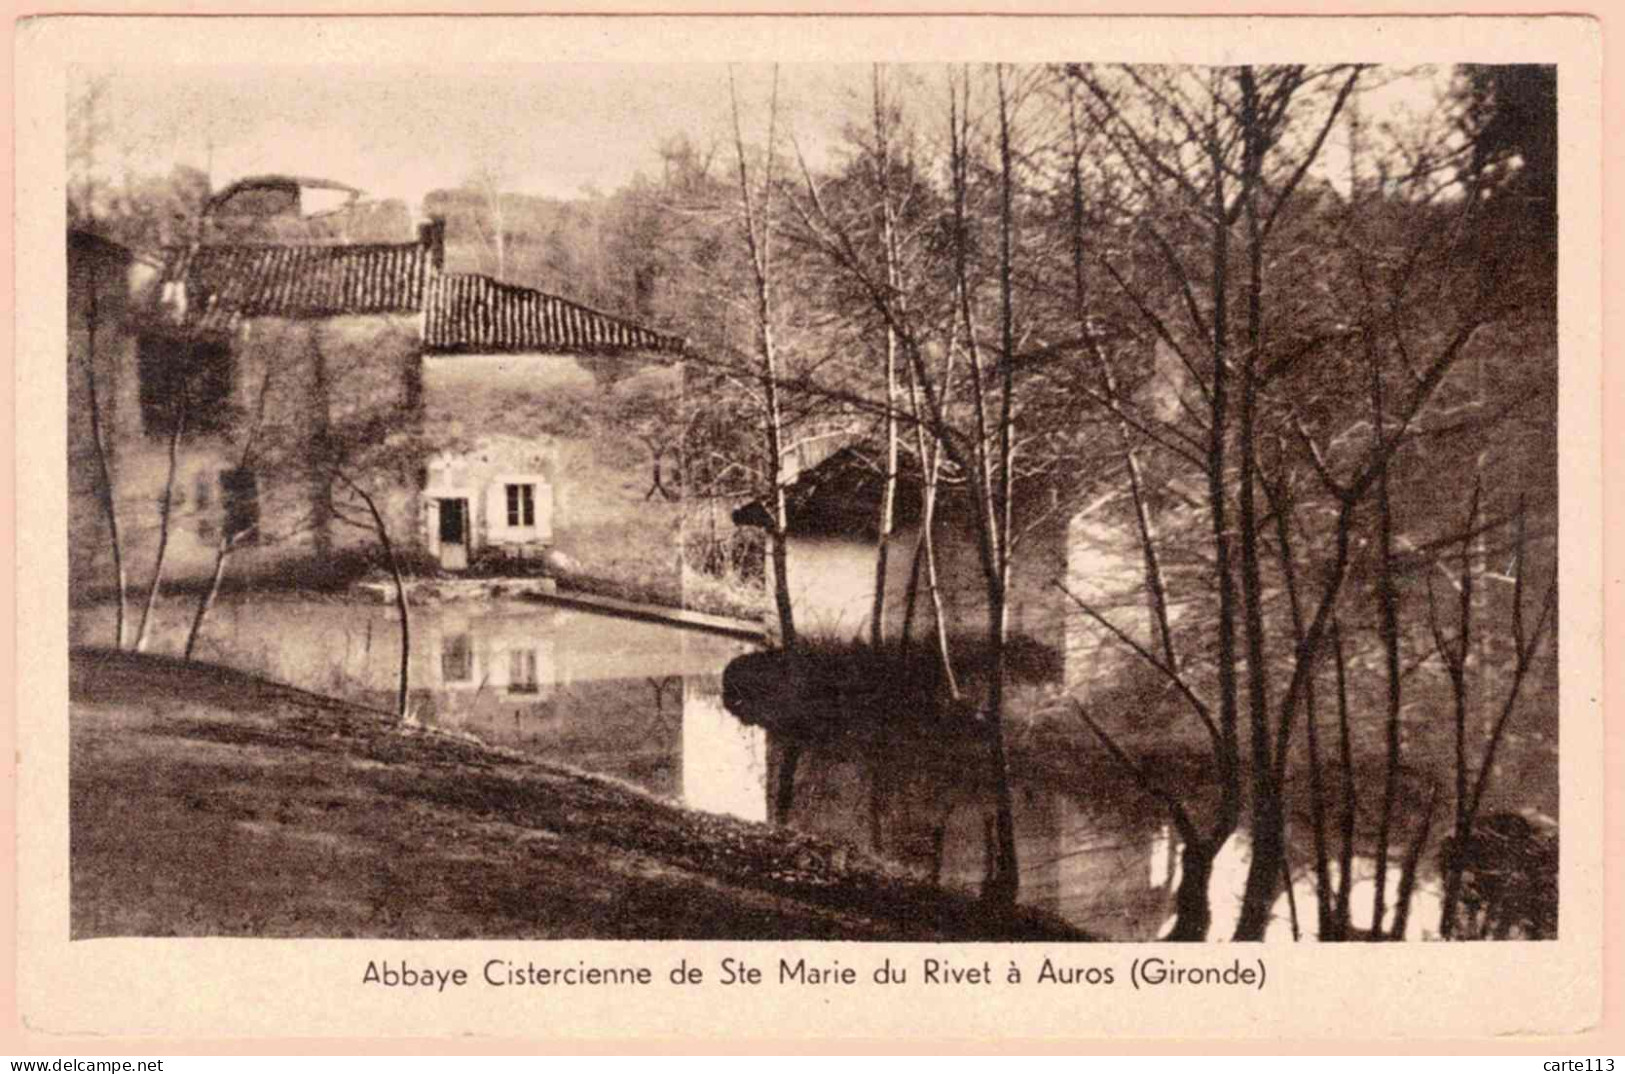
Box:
xmin=138 ymin=336 xmax=234 ymax=438
xmin=506 ymin=483 xmax=535 ymax=528
xmin=441 ymin=633 xmax=473 ymax=683
xmin=221 ymin=468 xmax=259 ymax=543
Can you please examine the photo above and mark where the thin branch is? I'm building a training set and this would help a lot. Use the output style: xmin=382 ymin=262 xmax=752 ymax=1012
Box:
xmin=1055 ymin=579 xmax=1221 ymax=752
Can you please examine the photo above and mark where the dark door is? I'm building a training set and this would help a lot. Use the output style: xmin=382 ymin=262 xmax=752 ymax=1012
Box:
xmin=438 ymin=497 xmax=466 ymax=543
xmin=437 ymin=497 xmax=469 ymax=570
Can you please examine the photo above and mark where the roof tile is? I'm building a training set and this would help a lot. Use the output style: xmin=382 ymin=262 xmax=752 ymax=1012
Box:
xmin=426 ymin=273 xmax=684 ymax=354
xmin=165 ymin=242 xmax=430 ymax=332
xmin=161 ymin=240 xmax=684 ymax=355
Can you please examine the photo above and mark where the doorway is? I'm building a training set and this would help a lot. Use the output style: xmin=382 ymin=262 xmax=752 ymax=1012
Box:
xmin=438 ymin=497 xmax=469 ymax=571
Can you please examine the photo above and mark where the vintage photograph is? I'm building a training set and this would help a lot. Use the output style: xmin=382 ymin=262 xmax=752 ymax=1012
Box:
xmin=64 ymin=57 xmax=1560 ymax=946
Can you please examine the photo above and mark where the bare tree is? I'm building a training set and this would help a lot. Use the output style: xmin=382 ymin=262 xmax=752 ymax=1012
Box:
xmin=73 ymin=249 xmax=131 ymax=649
xmin=779 ymin=65 xmax=1031 ymax=906
xmin=69 ymin=78 xmax=133 ymax=649
xmin=966 ymin=63 xmax=1025 ymax=910
xmin=183 ymin=362 xmax=279 ymax=659
xmin=727 ymin=65 xmax=797 ymax=648
xmin=897 ymin=342 xmax=961 ymax=698
xmin=1060 ymin=62 xmax=1530 ymax=940
xmin=329 ymin=467 xmax=412 ymax=720
xmin=780 ymin=71 xmax=960 ymax=689
xmin=867 ymin=65 xmax=904 ymax=649
xmin=132 ymin=383 xmax=188 ymax=652
xmin=1428 ymin=493 xmax=1556 ymax=938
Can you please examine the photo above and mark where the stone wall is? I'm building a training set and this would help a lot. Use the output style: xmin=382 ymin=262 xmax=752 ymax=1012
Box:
xmin=773 ymin=499 xmax=1157 ymax=702
xmin=422 ymin=351 xmax=685 ymax=600
xmin=70 ymin=310 xmax=424 ymax=595
xmin=777 ymin=508 xmax=1072 ymax=649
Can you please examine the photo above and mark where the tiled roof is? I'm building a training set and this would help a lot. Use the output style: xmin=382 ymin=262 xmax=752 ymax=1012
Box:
xmin=162 ymin=242 xmax=432 ymax=332
xmin=426 ymin=273 xmax=685 ymax=355
xmin=159 ymin=239 xmax=685 ymax=354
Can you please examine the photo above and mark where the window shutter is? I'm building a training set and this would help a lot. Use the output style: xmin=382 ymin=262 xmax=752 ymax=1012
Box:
xmin=535 ymin=482 xmax=554 ymax=542
xmin=486 ymin=482 xmax=508 ymax=541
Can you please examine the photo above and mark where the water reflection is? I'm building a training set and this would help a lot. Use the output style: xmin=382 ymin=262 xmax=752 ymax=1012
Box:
xmin=71 ymin=597 xmax=1443 ymax=941
xmin=72 ymin=596 xmax=755 ymax=798
xmin=682 ymin=677 xmax=769 ymax=823
xmin=1171 ymin=830 xmax=1443 ymax=942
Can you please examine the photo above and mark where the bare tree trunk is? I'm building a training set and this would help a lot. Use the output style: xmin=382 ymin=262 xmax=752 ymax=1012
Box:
xmin=1165 ymin=841 xmax=1220 ymax=941
xmin=1234 ymin=67 xmax=1286 ymax=942
xmin=1064 ymin=80 xmax=1176 ymax=671
xmin=337 ymin=471 xmax=411 ymax=720
xmin=870 ymin=341 xmax=899 ymax=645
xmin=970 ymin=65 xmax=1022 ymax=912
xmin=309 ymin=327 xmax=335 ymax=561
xmin=1435 ymin=486 xmax=1480 ymax=938
xmin=384 ymin=533 xmax=412 ymax=720
xmin=868 ymin=66 xmax=902 ymax=648
xmin=903 ymin=362 xmax=958 ymax=697
xmin=1435 ymin=497 xmax=1556 ymax=939
xmin=981 ymin=587 xmax=1019 ymax=910
xmin=134 ymin=393 xmax=188 ymax=653
xmin=79 ymin=277 xmax=129 ymax=649
xmin=1389 ymin=781 xmax=1439 ymax=940
xmin=900 ymin=528 xmax=924 ymax=646
xmin=1260 ymin=464 xmax=1335 ymax=940
xmin=1202 ymin=96 xmax=1246 ymax=939
xmin=182 ymin=363 xmax=274 ymax=658
xmin=729 ymin=66 xmax=797 ymax=650
xmin=1282 ymin=856 xmax=1303 ymax=940
xmin=773 ymin=740 xmax=802 ymax=823
xmin=762 ymin=375 xmax=795 ymax=648
xmin=184 ymin=536 xmax=232 ymax=660
xmin=1303 ymin=651 xmax=1332 ymax=939
xmin=1368 ymin=327 xmax=1403 ymax=943
xmin=1331 ymin=619 xmax=1358 ymax=941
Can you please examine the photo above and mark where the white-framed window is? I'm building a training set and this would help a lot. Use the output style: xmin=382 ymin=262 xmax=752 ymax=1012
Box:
xmin=508 ymin=648 xmax=539 ymax=695
xmin=488 ymin=474 xmax=552 ymax=543
xmin=506 ymin=483 xmax=535 ymax=528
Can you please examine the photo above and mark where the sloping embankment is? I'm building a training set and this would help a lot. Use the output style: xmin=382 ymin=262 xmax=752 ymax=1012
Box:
xmin=68 ymin=649 xmax=1084 ymax=942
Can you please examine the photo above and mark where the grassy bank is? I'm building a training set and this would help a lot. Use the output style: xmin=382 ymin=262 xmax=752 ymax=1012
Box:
xmin=69 ymin=649 xmax=1083 ymax=941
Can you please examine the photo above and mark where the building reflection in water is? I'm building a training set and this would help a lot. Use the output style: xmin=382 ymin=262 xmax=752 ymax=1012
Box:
xmin=681 ymin=676 xmax=768 ymax=823
xmin=71 ymin=595 xmax=1443 ymax=941
xmin=754 ymin=722 xmax=1179 ymax=939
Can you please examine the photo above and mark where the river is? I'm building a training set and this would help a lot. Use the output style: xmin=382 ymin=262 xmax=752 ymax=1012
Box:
xmin=71 ymin=594 xmax=1451 ymax=941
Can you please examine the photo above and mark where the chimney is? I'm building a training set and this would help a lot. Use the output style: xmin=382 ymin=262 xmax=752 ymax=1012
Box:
xmin=419 ymin=216 xmax=446 ymax=271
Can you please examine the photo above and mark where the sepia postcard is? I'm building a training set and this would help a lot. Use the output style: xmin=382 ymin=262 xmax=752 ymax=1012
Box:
xmin=9 ymin=12 xmax=1610 ymax=1045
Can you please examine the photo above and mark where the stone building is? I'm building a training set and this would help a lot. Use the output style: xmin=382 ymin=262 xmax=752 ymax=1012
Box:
xmin=729 ymin=441 xmax=1148 ymax=695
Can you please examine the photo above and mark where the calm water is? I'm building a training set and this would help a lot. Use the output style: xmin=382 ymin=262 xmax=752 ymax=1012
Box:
xmin=71 ymin=595 xmax=1445 ymax=941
